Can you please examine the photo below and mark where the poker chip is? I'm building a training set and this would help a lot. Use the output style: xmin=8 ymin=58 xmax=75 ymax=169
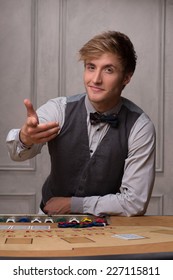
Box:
xmin=31 ymin=218 xmax=42 ymax=223
xmin=92 ymin=222 xmax=106 ymax=227
xmin=54 ymin=217 xmax=67 ymax=223
xmin=18 ymin=217 xmax=30 ymax=223
xmin=58 ymin=222 xmax=79 ymax=228
xmin=80 ymin=217 xmax=92 ymax=223
xmin=80 ymin=222 xmax=93 ymax=228
xmin=95 ymin=218 xmax=106 ymax=223
xmin=68 ymin=217 xmax=80 ymax=224
xmin=44 ymin=217 xmax=54 ymax=223
xmin=6 ymin=217 xmax=15 ymax=223
xmin=0 ymin=217 xmax=6 ymax=223
xmin=57 ymin=217 xmax=107 ymax=228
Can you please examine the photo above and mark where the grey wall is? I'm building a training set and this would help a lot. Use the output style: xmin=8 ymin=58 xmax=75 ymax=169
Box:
xmin=0 ymin=0 xmax=172 ymax=215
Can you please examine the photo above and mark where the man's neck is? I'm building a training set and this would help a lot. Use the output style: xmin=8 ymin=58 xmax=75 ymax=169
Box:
xmin=85 ymin=95 xmax=122 ymax=115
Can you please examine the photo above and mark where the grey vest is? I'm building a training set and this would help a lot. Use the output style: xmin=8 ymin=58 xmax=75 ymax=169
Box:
xmin=41 ymin=95 xmax=140 ymax=206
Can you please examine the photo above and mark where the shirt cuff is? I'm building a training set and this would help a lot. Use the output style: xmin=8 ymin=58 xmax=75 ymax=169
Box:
xmin=71 ymin=197 xmax=84 ymax=213
xmin=6 ymin=129 xmax=31 ymax=151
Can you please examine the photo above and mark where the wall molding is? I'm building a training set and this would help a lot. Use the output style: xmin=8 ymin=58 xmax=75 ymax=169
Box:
xmin=0 ymin=0 xmax=37 ymax=171
xmin=0 ymin=158 xmax=35 ymax=171
xmin=58 ymin=0 xmax=67 ymax=97
xmin=0 ymin=193 xmax=36 ymax=214
xmin=155 ymin=0 xmax=166 ymax=172
xmin=146 ymin=194 xmax=164 ymax=215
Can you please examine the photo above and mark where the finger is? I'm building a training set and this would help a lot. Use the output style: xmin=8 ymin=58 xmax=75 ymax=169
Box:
xmin=24 ymin=123 xmax=60 ymax=144
xmin=26 ymin=116 xmax=39 ymax=127
xmin=28 ymin=122 xmax=59 ymax=135
xmin=43 ymin=207 xmax=48 ymax=214
xmin=24 ymin=99 xmax=39 ymax=124
xmin=45 ymin=197 xmax=55 ymax=205
xmin=44 ymin=210 xmax=57 ymax=215
xmin=32 ymin=132 xmax=59 ymax=144
xmin=37 ymin=122 xmax=59 ymax=132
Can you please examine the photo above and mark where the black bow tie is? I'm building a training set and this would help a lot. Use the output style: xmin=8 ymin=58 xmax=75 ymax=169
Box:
xmin=90 ymin=112 xmax=119 ymax=128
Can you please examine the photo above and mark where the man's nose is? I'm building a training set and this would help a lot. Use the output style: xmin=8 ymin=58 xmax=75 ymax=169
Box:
xmin=92 ymin=70 xmax=102 ymax=84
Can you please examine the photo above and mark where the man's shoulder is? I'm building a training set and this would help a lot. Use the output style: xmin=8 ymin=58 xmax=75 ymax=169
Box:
xmin=67 ymin=93 xmax=86 ymax=103
xmin=121 ymin=97 xmax=144 ymax=115
xmin=122 ymin=97 xmax=155 ymax=134
xmin=121 ymin=97 xmax=155 ymax=129
xmin=46 ymin=93 xmax=86 ymax=106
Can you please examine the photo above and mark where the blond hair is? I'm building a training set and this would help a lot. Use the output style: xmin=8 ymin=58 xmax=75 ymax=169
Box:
xmin=79 ymin=31 xmax=137 ymax=74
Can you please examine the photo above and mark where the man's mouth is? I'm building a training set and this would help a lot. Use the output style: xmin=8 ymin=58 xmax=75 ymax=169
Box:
xmin=89 ymin=85 xmax=104 ymax=92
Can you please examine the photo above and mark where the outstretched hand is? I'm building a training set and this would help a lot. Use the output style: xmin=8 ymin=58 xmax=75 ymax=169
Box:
xmin=19 ymin=99 xmax=60 ymax=146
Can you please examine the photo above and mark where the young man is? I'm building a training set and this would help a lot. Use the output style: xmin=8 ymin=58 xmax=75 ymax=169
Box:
xmin=6 ymin=31 xmax=156 ymax=216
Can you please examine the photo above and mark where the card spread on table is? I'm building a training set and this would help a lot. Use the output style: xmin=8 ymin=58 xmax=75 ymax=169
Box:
xmin=0 ymin=225 xmax=11 ymax=230
xmin=11 ymin=225 xmax=30 ymax=230
xmin=31 ymin=225 xmax=50 ymax=230
xmin=112 ymin=233 xmax=146 ymax=240
xmin=0 ymin=225 xmax=50 ymax=230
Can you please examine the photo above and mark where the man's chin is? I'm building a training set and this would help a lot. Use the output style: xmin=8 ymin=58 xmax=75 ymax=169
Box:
xmin=87 ymin=92 xmax=105 ymax=103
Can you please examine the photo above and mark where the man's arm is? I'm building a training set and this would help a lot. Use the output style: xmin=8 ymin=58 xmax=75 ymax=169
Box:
xmin=71 ymin=113 xmax=156 ymax=216
xmin=6 ymin=98 xmax=66 ymax=161
xmin=37 ymin=111 xmax=155 ymax=217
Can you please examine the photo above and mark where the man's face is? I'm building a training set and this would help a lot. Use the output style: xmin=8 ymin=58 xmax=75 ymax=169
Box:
xmin=84 ymin=52 xmax=132 ymax=112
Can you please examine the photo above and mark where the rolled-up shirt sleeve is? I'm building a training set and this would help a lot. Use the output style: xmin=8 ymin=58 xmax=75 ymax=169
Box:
xmin=71 ymin=113 xmax=156 ymax=216
xmin=6 ymin=128 xmax=43 ymax=161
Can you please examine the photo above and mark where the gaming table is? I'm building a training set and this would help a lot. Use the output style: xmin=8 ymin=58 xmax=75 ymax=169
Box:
xmin=0 ymin=215 xmax=173 ymax=259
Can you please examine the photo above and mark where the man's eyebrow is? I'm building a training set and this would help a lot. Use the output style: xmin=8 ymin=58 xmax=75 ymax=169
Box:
xmin=104 ymin=64 xmax=116 ymax=68
xmin=85 ymin=62 xmax=116 ymax=68
xmin=85 ymin=62 xmax=95 ymax=66
xmin=102 ymin=64 xmax=119 ymax=70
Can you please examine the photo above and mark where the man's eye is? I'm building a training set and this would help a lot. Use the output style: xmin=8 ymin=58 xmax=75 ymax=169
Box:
xmin=86 ymin=64 xmax=95 ymax=71
xmin=105 ymin=67 xmax=113 ymax=73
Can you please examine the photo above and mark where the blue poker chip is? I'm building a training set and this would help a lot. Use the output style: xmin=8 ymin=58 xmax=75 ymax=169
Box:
xmin=92 ymin=222 xmax=105 ymax=227
xmin=80 ymin=222 xmax=93 ymax=228
xmin=58 ymin=222 xmax=80 ymax=228
xmin=18 ymin=217 xmax=30 ymax=223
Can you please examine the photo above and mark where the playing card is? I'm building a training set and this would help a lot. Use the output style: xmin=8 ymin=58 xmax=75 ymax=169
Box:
xmin=112 ymin=233 xmax=146 ymax=240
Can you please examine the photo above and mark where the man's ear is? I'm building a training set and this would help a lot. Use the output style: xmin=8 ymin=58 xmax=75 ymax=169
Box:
xmin=123 ymin=72 xmax=133 ymax=86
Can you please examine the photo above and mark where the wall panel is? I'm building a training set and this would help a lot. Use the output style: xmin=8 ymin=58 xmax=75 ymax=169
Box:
xmin=1 ymin=0 xmax=172 ymax=215
xmin=0 ymin=0 xmax=36 ymax=170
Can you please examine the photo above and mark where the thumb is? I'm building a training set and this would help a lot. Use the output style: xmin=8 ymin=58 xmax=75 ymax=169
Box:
xmin=24 ymin=99 xmax=39 ymax=125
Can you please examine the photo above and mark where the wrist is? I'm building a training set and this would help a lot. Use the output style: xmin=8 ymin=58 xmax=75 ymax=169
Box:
xmin=19 ymin=129 xmax=33 ymax=147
